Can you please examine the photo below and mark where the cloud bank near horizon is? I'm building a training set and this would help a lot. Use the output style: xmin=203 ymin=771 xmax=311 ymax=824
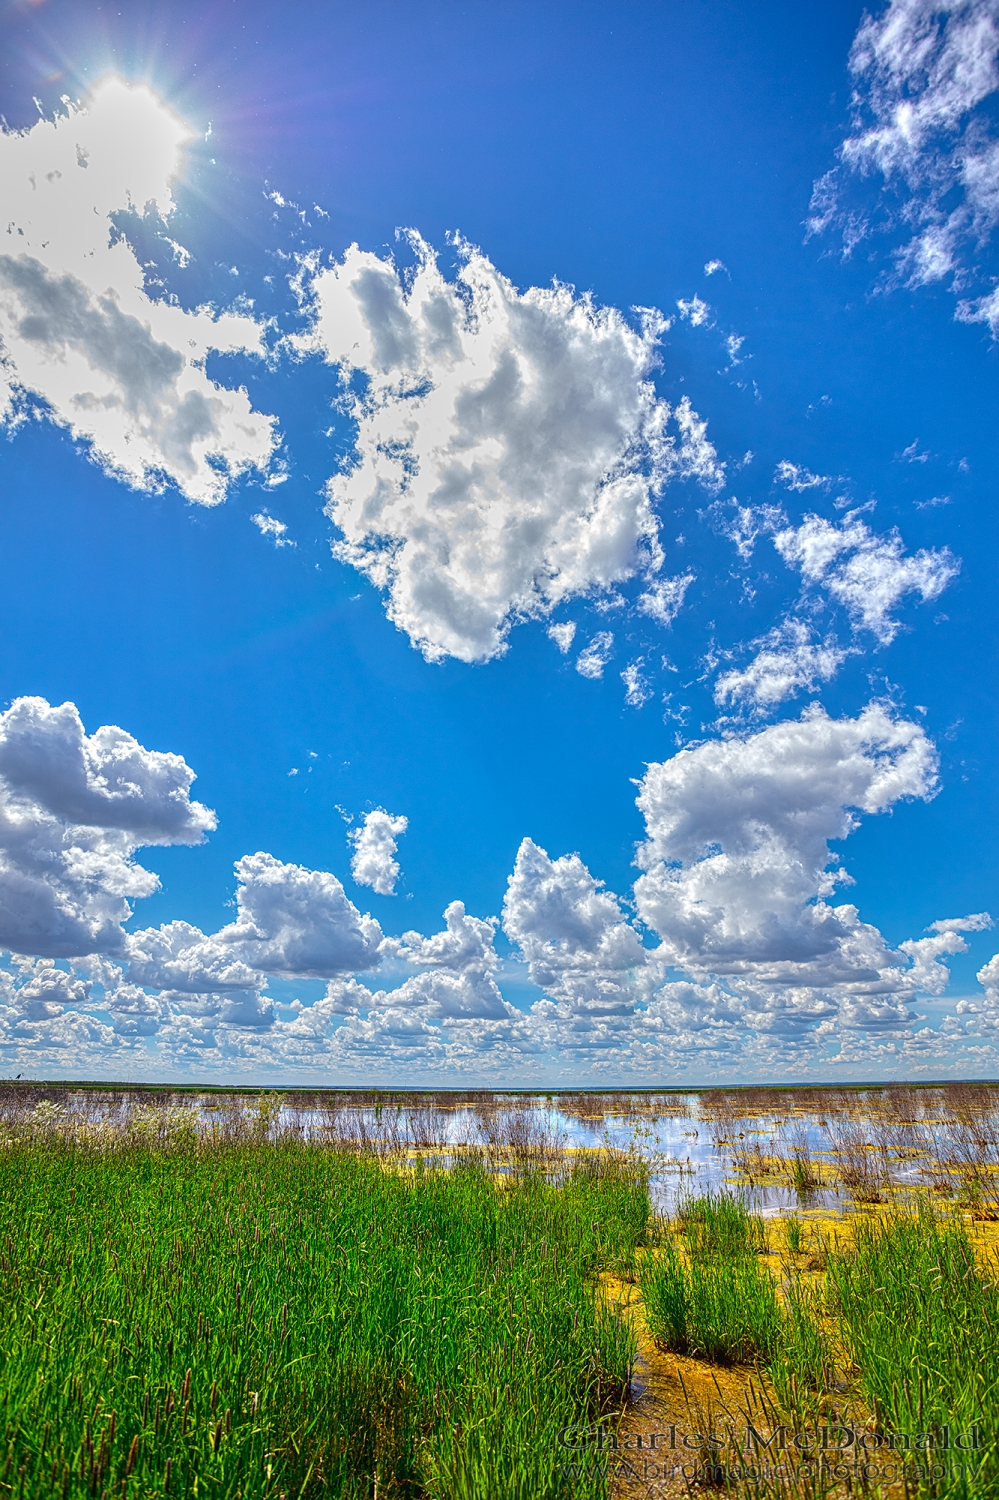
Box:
xmin=0 ymin=695 xmax=993 ymax=1083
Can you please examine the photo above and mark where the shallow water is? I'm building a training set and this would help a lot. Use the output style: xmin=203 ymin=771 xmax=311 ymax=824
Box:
xmin=10 ymin=1082 xmax=994 ymax=1219
xmin=547 ymin=1104 xmax=848 ymax=1213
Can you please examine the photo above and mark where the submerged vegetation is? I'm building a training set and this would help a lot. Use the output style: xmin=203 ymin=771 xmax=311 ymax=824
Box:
xmin=1 ymin=1082 xmax=999 ymax=1497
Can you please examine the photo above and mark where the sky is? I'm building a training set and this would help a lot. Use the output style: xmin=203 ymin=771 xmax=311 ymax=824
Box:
xmin=0 ymin=0 xmax=997 ymax=1086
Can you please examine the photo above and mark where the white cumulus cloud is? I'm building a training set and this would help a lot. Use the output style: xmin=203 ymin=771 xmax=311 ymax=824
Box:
xmin=773 ymin=512 xmax=959 ymax=643
xmin=504 ymin=838 xmax=648 ymax=1016
xmin=0 ymin=696 xmax=215 ymax=958
xmin=129 ymin=851 xmax=383 ymax=989
xmin=349 ymin=808 xmax=408 ymax=895
xmin=0 ymin=700 xmax=980 ymax=1073
xmin=293 ymin=234 xmax=722 ymax=663
xmin=347 ymin=901 xmax=513 ymax=1023
xmin=899 ymin=916 xmax=991 ymax=995
xmin=8 ymin=959 xmax=91 ymax=1021
xmin=119 ymin=852 xmax=384 ymax=1034
xmin=634 ymin=703 xmax=938 ymax=987
xmin=714 ymin=620 xmax=850 ymax=706
xmin=0 ymin=78 xmax=278 ymax=501
xmin=978 ymin=952 xmax=999 ymax=1007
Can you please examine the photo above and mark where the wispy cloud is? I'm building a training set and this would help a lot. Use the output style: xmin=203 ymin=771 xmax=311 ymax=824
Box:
xmin=811 ymin=0 xmax=999 ymax=332
xmin=676 ymin=294 xmax=712 ymax=326
xmin=621 ymin=659 xmax=653 ymax=707
xmin=774 ymin=460 xmax=830 ymax=491
xmin=714 ymin=620 xmax=850 ymax=706
xmin=547 ymin=621 xmax=577 ymax=654
xmin=637 ymin=571 xmax=695 ymax=626
xmin=576 ymin=631 xmax=614 ymax=679
xmin=251 ymin=512 xmax=295 ymax=547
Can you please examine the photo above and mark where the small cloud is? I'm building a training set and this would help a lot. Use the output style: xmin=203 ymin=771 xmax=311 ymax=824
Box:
xmin=929 ymin=913 xmax=992 ymax=935
xmin=251 ymin=511 xmax=295 ymax=547
xmin=661 ymin=693 xmax=690 ymax=725
xmin=704 ymin=259 xmax=728 ymax=277
xmin=725 ymin=334 xmax=746 ymax=365
xmin=349 ymin=808 xmax=408 ymax=896
xmin=576 ymin=632 xmax=614 ymax=679
xmin=288 ymin=768 xmax=299 ymax=777
xmin=707 ymin=500 xmax=784 ymax=561
xmin=915 ymin=495 xmax=951 ymax=509
xmin=774 ymin=460 xmax=829 ymax=492
xmin=714 ymin=619 xmax=849 ymax=707
xmin=621 ymin=660 xmax=652 ymax=708
xmin=162 ymin=238 xmax=191 ymax=268
xmin=547 ymin=621 xmax=577 ymax=654
xmin=773 ymin=512 xmax=959 ymax=644
xmin=592 ymin=591 xmax=626 ymax=614
xmin=899 ymin=440 xmax=930 ymax=464
xmin=676 ymin=295 xmax=712 ymax=327
xmin=637 ymin=572 xmax=694 ymax=626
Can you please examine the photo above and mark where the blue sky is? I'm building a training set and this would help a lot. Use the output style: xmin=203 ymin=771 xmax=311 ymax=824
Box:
xmin=0 ymin=0 xmax=996 ymax=1084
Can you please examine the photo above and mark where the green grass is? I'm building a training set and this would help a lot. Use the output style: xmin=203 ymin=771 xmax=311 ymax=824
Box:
xmin=676 ymin=1191 xmax=767 ymax=1262
xmin=640 ymin=1193 xmax=783 ymax=1366
xmin=0 ymin=1143 xmax=647 ymax=1499
xmin=636 ymin=1189 xmax=999 ymax=1498
xmin=783 ymin=1215 xmax=803 ymax=1254
xmin=827 ymin=1206 xmax=998 ymax=1497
